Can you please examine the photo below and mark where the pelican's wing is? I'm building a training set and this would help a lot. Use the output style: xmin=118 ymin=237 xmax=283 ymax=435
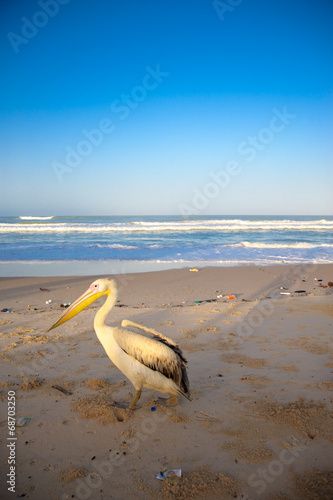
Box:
xmin=113 ymin=327 xmax=184 ymax=387
xmin=121 ymin=319 xmax=178 ymax=346
xmin=121 ymin=319 xmax=188 ymax=363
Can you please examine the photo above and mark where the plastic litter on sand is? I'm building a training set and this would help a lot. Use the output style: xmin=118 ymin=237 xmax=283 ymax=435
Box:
xmin=16 ymin=417 xmax=31 ymax=427
xmin=157 ymin=468 xmax=182 ymax=480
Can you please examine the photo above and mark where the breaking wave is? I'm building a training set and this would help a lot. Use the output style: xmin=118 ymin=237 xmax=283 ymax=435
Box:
xmin=233 ymin=241 xmax=333 ymax=249
xmin=2 ymin=219 xmax=333 ymax=234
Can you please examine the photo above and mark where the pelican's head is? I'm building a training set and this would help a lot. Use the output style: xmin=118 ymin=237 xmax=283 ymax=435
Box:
xmin=47 ymin=277 xmax=117 ymax=332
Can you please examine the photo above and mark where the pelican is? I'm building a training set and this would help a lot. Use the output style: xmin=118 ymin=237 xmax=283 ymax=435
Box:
xmin=47 ymin=278 xmax=191 ymax=409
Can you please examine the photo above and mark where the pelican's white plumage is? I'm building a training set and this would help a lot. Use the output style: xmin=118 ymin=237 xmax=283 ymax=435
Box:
xmin=47 ymin=278 xmax=191 ymax=409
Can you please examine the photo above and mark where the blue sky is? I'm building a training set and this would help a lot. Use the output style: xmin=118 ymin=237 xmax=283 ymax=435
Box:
xmin=0 ymin=0 xmax=332 ymax=216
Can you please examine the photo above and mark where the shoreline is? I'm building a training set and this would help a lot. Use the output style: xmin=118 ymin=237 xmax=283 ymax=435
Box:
xmin=1 ymin=259 xmax=333 ymax=278
xmin=0 ymin=264 xmax=332 ymax=499
xmin=1 ymin=263 xmax=333 ymax=302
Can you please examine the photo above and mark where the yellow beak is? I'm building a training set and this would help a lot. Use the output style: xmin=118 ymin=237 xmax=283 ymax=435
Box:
xmin=47 ymin=287 xmax=107 ymax=332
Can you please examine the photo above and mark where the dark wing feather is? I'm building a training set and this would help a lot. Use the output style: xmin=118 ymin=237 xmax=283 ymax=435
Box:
xmin=149 ymin=334 xmax=190 ymax=396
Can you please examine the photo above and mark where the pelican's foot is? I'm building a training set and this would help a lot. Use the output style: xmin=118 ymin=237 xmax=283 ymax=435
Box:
xmin=156 ymin=395 xmax=179 ymax=407
xmin=166 ymin=395 xmax=179 ymax=407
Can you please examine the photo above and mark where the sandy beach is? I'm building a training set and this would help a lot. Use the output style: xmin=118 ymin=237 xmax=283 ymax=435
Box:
xmin=0 ymin=264 xmax=332 ymax=499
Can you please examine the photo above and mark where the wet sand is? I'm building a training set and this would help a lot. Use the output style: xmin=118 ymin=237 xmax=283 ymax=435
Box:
xmin=0 ymin=264 xmax=333 ymax=499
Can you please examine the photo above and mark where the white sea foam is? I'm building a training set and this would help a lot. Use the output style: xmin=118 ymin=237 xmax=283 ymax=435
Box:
xmin=232 ymin=241 xmax=333 ymax=249
xmin=90 ymin=243 xmax=137 ymax=250
xmin=2 ymin=219 xmax=333 ymax=233
xmin=19 ymin=216 xmax=54 ymax=220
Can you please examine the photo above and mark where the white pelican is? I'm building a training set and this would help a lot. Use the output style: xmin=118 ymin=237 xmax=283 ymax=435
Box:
xmin=47 ymin=278 xmax=191 ymax=409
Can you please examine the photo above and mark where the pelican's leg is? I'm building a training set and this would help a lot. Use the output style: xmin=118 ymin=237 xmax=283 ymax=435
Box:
xmin=128 ymin=389 xmax=142 ymax=410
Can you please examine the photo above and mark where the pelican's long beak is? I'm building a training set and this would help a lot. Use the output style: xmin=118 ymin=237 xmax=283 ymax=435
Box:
xmin=47 ymin=287 xmax=108 ymax=332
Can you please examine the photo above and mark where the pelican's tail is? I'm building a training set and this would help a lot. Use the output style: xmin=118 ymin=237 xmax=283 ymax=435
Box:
xmin=179 ymin=365 xmax=191 ymax=400
xmin=177 ymin=386 xmax=192 ymax=401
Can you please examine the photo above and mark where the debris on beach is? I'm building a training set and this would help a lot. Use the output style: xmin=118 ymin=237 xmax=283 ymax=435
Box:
xmin=158 ymin=466 xmax=240 ymax=498
xmin=194 ymin=293 xmax=236 ymax=304
xmin=40 ymin=287 xmax=50 ymax=292
xmin=217 ymin=294 xmax=235 ymax=300
xmin=157 ymin=468 xmax=182 ymax=480
xmin=60 ymin=303 xmax=71 ymax=308
xmin=194 ymin=299 xmax=217 ymax=304
xmin=1 ymin=308 xmax=12 ymax=313
xmin=51 ymin=385 xmax=73 ymax=395
xmin=16 ymin=417 xmax=31 ymax=427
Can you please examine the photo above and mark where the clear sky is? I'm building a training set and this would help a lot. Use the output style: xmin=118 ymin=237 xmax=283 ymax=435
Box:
xmin=0 ymin=0 xmax=332 ymax=216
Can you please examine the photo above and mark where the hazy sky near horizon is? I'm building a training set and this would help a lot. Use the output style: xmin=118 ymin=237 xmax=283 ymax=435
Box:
xmin=0 ymin=0 xmax=332 ymax=216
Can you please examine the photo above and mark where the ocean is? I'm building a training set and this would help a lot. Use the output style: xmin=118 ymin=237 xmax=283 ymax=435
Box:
xmin=0 ymin=215 xmax=332 ymax=276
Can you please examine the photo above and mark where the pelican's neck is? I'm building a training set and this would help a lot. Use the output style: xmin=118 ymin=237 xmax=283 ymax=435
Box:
xmin=94 ymin=289 xmax=117 ymax=331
